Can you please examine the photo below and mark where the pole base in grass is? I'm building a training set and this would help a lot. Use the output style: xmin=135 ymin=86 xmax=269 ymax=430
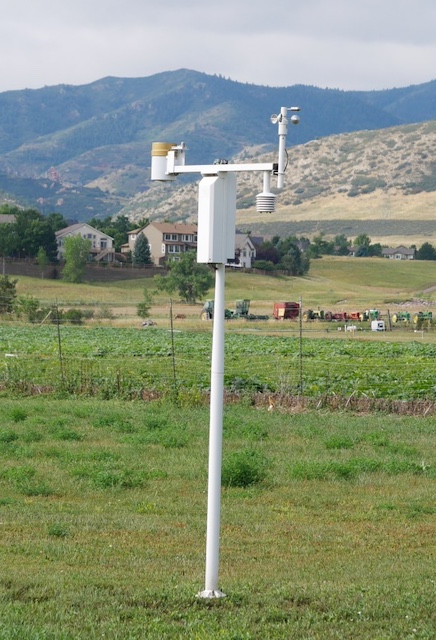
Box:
xmin=196 ymin=589 xmax=226 ymax=599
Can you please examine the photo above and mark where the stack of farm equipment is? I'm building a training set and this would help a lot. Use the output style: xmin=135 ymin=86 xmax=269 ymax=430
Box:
xmin=201 ymin=299 xmax=269 ymax=321
xmin=301 ymin=308 xmax=381 ymax=322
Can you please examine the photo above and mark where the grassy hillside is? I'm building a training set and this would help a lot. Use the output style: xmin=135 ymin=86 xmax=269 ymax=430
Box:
xmin=13 ymin=257 xmax=436 ymax=324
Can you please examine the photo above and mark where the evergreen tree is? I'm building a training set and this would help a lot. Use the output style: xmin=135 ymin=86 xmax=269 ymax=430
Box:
xmin=137 ymin=288 xmax=154 ymax=319
xmin=416 ymin=242 xmax=436 ymax=260
xmin=133 ymin=233 xmax=152 ymax=265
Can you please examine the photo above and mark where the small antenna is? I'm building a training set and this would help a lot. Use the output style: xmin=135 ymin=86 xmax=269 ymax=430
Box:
xmin=272 ymin=106 xmax=300 ymax=189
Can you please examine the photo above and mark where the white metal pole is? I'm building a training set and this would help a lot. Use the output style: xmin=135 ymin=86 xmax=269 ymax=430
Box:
xmin=197 ymin=262 xmax=226 ymax=599
xmin=277 ymin=106 xmax=289 ymax=189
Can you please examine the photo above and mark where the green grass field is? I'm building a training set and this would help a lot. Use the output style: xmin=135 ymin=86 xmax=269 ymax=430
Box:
xmin=1 ymin=260 xmax=435 ymax=638
xmin=0 ymin=398 xmax=434 ymax=639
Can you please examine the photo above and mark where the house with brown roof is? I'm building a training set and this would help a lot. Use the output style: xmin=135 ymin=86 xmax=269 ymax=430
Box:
xmin=121 ymin=222 xmax=198 ymax=266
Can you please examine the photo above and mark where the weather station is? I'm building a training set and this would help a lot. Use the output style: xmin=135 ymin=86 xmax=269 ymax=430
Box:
xmin=150 ymin=106 xmax=300 ymax=598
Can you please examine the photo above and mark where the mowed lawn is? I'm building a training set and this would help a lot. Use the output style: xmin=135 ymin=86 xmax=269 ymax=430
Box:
xmin=0 ymin=398 xmax=434 ymax=639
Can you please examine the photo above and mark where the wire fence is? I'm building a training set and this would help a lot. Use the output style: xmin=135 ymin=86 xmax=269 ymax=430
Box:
xmin=1 ymin=323 xmax=436 ymax=406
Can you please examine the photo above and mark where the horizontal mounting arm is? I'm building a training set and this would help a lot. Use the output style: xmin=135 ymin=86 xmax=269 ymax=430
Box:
xmin=168 ymin=162 xmax=275 ymax=176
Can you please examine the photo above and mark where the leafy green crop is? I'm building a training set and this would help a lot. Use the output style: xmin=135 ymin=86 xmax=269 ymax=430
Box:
xmin=1 ymin=325 xmax=436 ymax=400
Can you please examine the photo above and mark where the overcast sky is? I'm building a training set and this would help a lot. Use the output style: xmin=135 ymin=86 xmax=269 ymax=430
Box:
xmin=1 ymin=0 xmax=435 ymax=93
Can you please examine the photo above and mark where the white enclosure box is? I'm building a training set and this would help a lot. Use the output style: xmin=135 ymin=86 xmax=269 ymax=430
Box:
xmin=197 ymin=173 xmax=236 ymax=264
xmin=371 ymin=320 xmax=385 ymax=331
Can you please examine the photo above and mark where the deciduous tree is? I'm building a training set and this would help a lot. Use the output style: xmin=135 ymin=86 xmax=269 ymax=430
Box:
xmin=0 ymin=223 xmax=16 ymax=275
xmin=62 ymin=236 xmax=91 ymax=283
xmin=155 ymin=251 xmax=213 ymax=304
xmin=0 ymin=275 xmax=17 ymax=314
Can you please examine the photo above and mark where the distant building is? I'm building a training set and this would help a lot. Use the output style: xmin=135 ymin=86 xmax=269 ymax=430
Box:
xmin=381 ymin=246 xmax=415 ymax=260
xmin=234 ymin=233 xmax=257 ymax=268
xmin=121 ymin=222 xmax=198 ymax=266
xmin=55 ymin=223 xmax=115 ymax=262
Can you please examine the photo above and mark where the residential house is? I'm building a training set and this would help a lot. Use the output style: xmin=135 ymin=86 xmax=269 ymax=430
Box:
xmin=122 ymin=226 xmax=146 ymax=257
xmin=121 ymin=222 xmax=198 ymax=266
xmin=234 ymin=233 xmax=257 ymax=268
xmin=55 ymin=223 xmax=115 ymax=262
xmin=381 ymin=246 xmax=415 ymax=260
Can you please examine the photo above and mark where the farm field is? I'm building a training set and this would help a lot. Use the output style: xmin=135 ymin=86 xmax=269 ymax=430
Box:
xmin=11 ymin=256 xmax=436 ymax=326
xmin=1 ymin=325 xmax=436 ymax=402
xmin=0 ymin=398 xmax=434 ymax=639
xmin=1 ymin=259 xmax=436 ymax=638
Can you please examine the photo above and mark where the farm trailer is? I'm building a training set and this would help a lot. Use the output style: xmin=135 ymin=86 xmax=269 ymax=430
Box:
xmin=272 ymin=301 xmax=300 ymax=320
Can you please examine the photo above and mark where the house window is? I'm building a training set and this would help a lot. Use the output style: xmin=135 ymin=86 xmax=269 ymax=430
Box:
xmin=101 ymin=240 xmax=107 ymax=249
xmin=168 ymin=245 xmax=181 ymax=253
xmin=193 ymin=234 xmax=197 ymax=242
xmin=182 ymin=234 xmax=192 ymax=242
xmin=164 ymin=234 xmax=171 ymax=240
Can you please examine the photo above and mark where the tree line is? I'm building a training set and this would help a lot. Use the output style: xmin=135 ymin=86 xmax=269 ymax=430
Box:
xmin=253 ymin=232 xmax=436 ymax=267
xmin=0 ymin=205 xmax=148 ymax=264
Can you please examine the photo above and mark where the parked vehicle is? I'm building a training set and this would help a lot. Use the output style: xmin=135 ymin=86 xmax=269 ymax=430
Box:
xmin=302 ymin=309 xmax=324 ymax=321
xmin=391 ymin=312 xmax=411 ymax=324
xmin=413 ymin=311 xmax=433 ymax=325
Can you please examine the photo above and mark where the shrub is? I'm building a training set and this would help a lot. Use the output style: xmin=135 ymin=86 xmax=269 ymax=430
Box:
xmin=221 ymin=449 xmax=268 ymax=488
xmin=64 ymin=309 xmax=84 ymax=324
xmin=10 ymin=408 xmax=28 ymax=422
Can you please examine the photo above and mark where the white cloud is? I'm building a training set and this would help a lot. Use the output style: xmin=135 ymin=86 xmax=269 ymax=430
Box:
xmin=0 ymin=0 xmax=434 ymax=92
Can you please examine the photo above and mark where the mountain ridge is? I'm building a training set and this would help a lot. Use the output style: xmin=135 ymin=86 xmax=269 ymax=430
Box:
xmin=0 ymin=69 xmax=435 ymax=236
